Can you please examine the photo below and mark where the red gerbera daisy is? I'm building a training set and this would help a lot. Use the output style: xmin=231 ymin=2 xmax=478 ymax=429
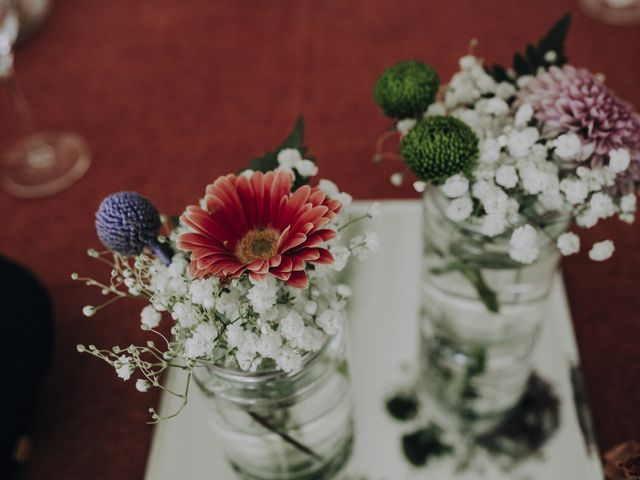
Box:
xmin=177 ymin=170 xmax=341 ymax=288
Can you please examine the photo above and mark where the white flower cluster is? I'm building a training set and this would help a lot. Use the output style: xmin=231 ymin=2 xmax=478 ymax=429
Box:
xmin=83 ymin=178 xmax=377 ymax=381
xmin=239 ymin=148 xmax=319 ymax=180
xmin=396 ymin=54 xmax=637 ymax=264
xmin=145 ymin=233 xmax=371 ymax=373
xmin=276 ymin=148 xmax=319 ymax=178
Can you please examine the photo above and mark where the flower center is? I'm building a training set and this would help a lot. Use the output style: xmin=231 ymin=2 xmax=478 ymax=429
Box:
xmin=235 ymin=228 xmax=279 ymax=263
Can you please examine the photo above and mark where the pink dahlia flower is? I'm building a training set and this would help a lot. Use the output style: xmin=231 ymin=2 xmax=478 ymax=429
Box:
xmin=177 ymin=170 xmax=340 ymax=288
xmin=518 ymin=65 xmax=640 ymax=160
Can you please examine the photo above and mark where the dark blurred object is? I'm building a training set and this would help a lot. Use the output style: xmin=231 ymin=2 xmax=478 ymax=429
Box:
xmin=605 ymin=441 xmax=640 ymax=479
xmin=0 ymin=256 xmax=54 ymax=479
xmin=580 ymin=0 xmax=640 ymax=25
xmin=15 ymin=0 xmax=50 ymax=44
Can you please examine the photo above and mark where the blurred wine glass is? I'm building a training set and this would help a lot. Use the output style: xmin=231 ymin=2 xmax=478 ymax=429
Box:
xmin=580 ymin=0 xmax=640 ymax=25
xmin=0 ymin=0 xmax=90 ymax=198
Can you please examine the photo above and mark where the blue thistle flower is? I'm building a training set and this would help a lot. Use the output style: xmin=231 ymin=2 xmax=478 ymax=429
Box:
xmin=95 ymin=191 xmax=161 ymax=256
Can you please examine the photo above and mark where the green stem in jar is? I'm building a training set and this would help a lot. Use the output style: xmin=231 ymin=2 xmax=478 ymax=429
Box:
xmin=431 ymin=261 xmax=500 ymax=313
xmin=248 ymin=411 xmax=324 ymax=462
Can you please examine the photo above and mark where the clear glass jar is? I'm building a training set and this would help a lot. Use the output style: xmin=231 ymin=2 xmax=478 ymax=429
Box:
xmin=193 ymin=325 xmax=353 ymax=480
xmin=419 ymin=187 xmax=568 ymax=433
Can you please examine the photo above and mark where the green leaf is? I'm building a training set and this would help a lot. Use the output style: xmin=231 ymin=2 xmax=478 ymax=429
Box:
xmin=537 ymin=14 xmax=571 ymax=66
xmin=488 ymin=14 xmax=571 ymax=81
xmin=512 ymin=53 xmax=530 ymax=77
xmin=279 ymin=114 xmax=305 ymax=151
xmin=490 ymin=64 xmax=511 ymax=83
xmin=244 ymin=115 xmax=315 ymax=189
xmin=525 ymin=44 xmax=542 ymax=70
xmin=248 ymin=151 xmax=278 ymax=173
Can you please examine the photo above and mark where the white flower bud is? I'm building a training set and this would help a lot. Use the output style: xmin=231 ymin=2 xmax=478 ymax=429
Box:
xmin=136 ymin=379 xmax=151 ymax=392
xmin=588 ymin=240 xmax=614 ymax=261
xmin=556 ymin=232 xmax=580 ymax=256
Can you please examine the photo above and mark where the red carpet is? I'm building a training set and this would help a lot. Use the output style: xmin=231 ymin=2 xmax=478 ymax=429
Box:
xmin=0 ymin=1 xmax=638 ymax=477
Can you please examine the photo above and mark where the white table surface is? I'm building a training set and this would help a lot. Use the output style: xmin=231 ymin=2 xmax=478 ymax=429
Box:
xmin=145 ymin=200 xmax=603 ymax=480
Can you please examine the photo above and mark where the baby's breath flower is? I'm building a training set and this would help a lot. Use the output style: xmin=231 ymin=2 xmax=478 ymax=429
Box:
xmin=557 ymin=232 xmax=580 ymax=256
xmin=367 ymin=202 xmax=382 ymax=219
xmin=509 ymin=225 xmax=540 ymax=264
xmin=590 ymin=192 xmax=617 ymax=219
xmin=115 ymin=355 xmax=134 ymax=381
xmin=506 ymin=127 xmax=539 ymax=159
xmin=588 ymin=240 xmax=615 ymax=261
xmin=136 ymin=379 xmax=151 ymax=392
xmin=390 ymin=172 xmax=404 ymax=186
xmin=495 ymin=165 xmax=518 ymax=189
xmin=396 ymin=119 xmax=417 ymax=136
xmin=553 ymin=133 xmax=582 ymax=160
xmin=441 ymin=174 xmax=469 ymax=198
xmin=331 ymin=246 xmax=351 ymax=272
xmin=350 ymin=232 xmax=379 ymax=260
xmin=295 ymin=159 xmax=318 ymax=177
xmin=445 ymin=196 xmax=473 ymax=222
xmin=514 ymin=104 xmax=534 ymax=127
xmin=609 ymin=148 xmax=631 ymax=174
xmin=560 ymin=178 xmax=589 ymax=205
xmin=413 ymin=181 xmax=427 ymax=193
xmin=140 ymin=305 xmax=161 ymax=328
xmin=621 ymin=193 xmax=637 ymax=213
xmin=184 ymin=324 xmax=218 ymax=359
xmin=482 ymin=213 xmax=508 ymax=237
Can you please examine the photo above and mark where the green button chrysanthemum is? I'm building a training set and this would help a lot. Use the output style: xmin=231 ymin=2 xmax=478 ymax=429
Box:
xmin=400 ymin=116 xmax=479 ymax=183
xmin=374 ymin=60 xmax=440 ymax=120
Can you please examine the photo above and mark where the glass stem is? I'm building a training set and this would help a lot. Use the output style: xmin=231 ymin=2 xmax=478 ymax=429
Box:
xmin=2 ymin=65 xmax=53 ymax=167
xmin=4 ymin=70 xmax=39 ymax=135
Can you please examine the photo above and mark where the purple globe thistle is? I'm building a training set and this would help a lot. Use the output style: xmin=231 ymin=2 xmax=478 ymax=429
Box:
xmin=517 ymin=65 xmax=640 ymax=160
xmin=95 ymin=191 xmax=161 ymax=256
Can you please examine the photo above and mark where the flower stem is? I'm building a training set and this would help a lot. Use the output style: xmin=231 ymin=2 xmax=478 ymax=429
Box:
xmin=248 ymin=411 xmax=324 ymax=462
xmin=431 ymin=261 xmax=500 ymax=313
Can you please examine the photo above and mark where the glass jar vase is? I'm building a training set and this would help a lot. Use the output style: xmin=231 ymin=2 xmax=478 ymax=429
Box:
xmin=193 ymin=324 xmax=353 ymax=480
xmin=419 ymin=187 xmax=568 ymax=433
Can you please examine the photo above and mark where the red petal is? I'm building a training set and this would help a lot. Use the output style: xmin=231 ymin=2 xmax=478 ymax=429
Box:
xmin=269 ymin=254 xmax=282 ymax=267
xmin=236 ymin=175 xmax=256 ymax=228
xmin=286 ymin=271 xmax=309 ymax=288
xmin=305 ymin=229 xmax=336 ymax=247
xmin=249 ymin=271 xmax=266 ymax=283
xmin=312 ymin=248 xmax=334 ymax=265
xmin=278 ymin=231 xmax=308 ymax=253
xmin=270 ymin=171 xmax=293 ymax=222
xmin=278 ymin=256 xmax=293 ymax=272
xmin=277 ymin=185 xmax=311 ymax=230
xmin=177 ymin=232 xmax=226 ymax=251
xmin=291 ymin=255 xmax=305 ymax=271
xmin=247 ymin=260 xmax=269 ymax=274
xmin=251 ymin=172 xmax=266 ymax=227
xmin=270 ymin=269 xmax=292 ymax=281
xmin=308 ymin=190 xmax=326 ymax=206
xmin=293 ymin=248 xmax=321 ymax=261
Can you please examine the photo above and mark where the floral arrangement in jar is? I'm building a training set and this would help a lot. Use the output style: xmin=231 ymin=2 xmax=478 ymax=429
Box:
xmin=373 ymin=14 xmax=638 ymax=312
xmin=75 ymin=116 xmax=379 ymax=416
xmin=74 ymin=117 xmax=378 ymax=479
xmin=372 ymin=15 xmax=639 ymax=431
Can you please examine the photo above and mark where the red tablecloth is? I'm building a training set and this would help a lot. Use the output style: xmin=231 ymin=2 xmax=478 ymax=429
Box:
xmin=1 ymin=1 xmax=638 ymax=478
